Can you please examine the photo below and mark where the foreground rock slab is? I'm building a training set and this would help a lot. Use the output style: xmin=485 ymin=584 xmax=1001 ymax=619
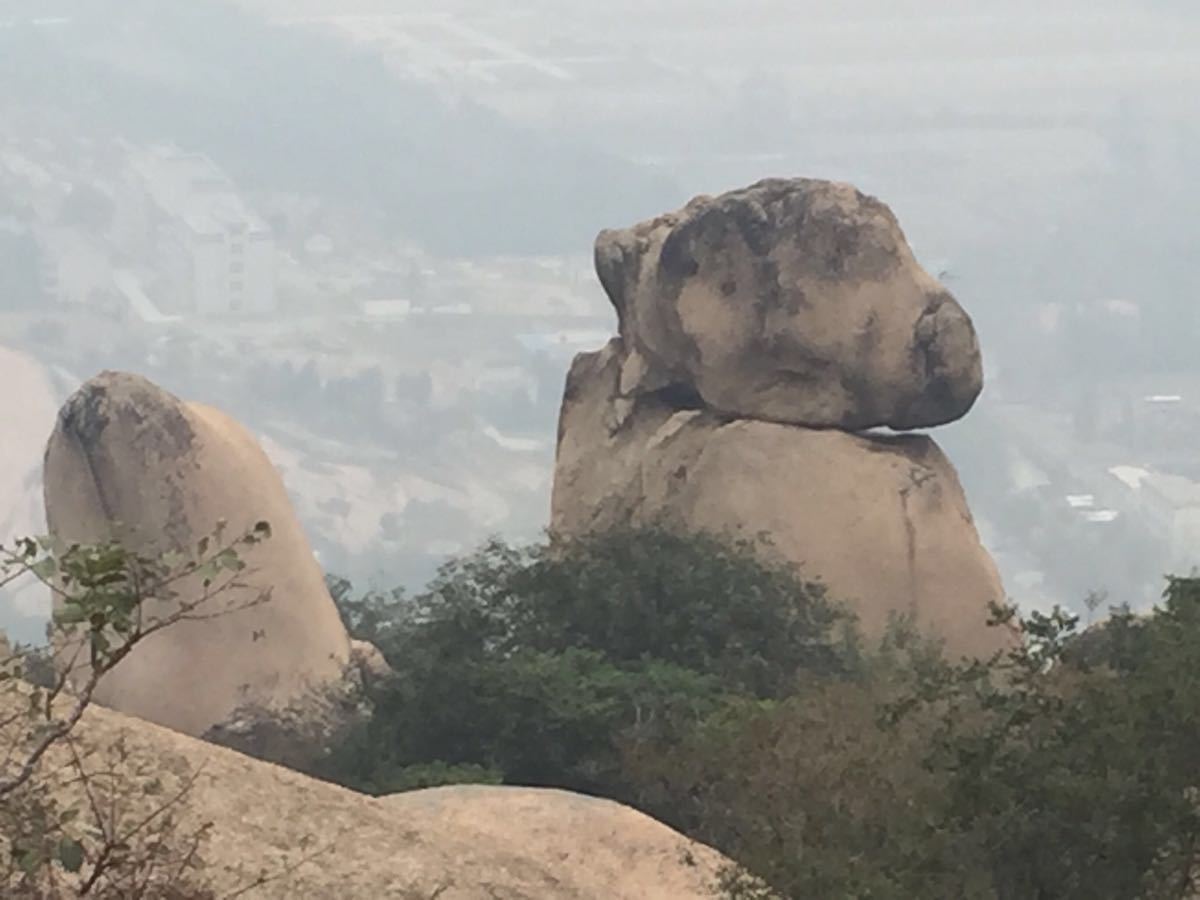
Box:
xmin=9 ymin=690 xmax=727 ymax=899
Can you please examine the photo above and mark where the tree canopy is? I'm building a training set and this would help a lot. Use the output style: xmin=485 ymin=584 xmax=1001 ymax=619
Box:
xmin=321 ymin=526 xmax=1200 ymax=899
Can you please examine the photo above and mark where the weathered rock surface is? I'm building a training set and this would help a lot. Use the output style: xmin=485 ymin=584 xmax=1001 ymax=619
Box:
xmin=552 ymin=340 xmax=1008 ymax=659
xmin=6 ymin=687 xmax=727 ymax=899
xmin=42 ymin=371 xmax=363 ymax=763
xmin=594 ymin=178 xmax=983 ymax=431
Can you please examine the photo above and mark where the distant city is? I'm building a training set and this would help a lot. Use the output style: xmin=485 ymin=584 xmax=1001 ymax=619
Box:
xmin=1 ymin=0 xmax=1199 ymax=641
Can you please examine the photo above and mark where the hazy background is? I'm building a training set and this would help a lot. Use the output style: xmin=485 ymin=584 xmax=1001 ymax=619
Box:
xmin=2 ymin=0 xmax=1198 ymax=642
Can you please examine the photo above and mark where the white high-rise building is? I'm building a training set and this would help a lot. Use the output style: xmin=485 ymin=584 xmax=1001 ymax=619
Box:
xmin=122 ymin=145 xmax=276 ymax=316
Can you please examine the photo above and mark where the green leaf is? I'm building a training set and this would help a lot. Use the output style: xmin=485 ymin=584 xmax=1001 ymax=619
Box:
xmin=16 ymin=847 xmax=43 ymax=875
xmin=35 ymin=533 xmax=63 ymax=552
xmin=54 ymin=605 xmax=88 ymax=625
xmin=217 ymin=548 xmax=245 ymax=572
xmin=58 ymin=837 xmax=85 ymax=873
xmin=194 ymin=559 xmax=221 ymax=586
xmin=30 ymin=557 xmax=58 ymax=580
xmin=160 ymin=549 xmax=185 ymax=570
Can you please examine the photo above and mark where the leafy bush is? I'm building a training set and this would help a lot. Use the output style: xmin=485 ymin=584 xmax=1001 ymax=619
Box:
xmin=323 ymin=524 xmax=1200 ymax=899
xmin=639 ymin=582 xmax=1200 ymax=899
xmin=0 ymin=522 xmax=319 ymax=897
xmin=907 ymin=583 xmax=1200 ymax=900
xmin=315 ymin=525 xmax=853 ymax=805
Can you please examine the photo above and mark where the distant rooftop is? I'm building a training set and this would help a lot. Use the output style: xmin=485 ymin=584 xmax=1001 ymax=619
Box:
xmin=130 ymin=145 xmax=269 ymax=236
xmin=1142 ymin=472 xmax=1200 ymax=511
xmin=360 ymin=299 xmax=413 ymax=319
xmin=1109 ymin=465 xmax=1152 ymax=491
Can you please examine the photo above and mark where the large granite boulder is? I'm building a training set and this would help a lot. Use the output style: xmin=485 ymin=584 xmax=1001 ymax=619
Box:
xmin=594 ymin=178 xmax=983 ymax=431
xmin=552 ymin=343 xmax=1007 ymax=660
xmin=42 ymin=371 xmax=365 ymax=765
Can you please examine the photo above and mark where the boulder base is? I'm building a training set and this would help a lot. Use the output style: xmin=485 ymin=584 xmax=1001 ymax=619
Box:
xmin=553 ymin=344 xmax=1008 ymax=658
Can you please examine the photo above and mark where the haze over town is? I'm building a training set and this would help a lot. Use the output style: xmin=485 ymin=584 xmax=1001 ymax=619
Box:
xmin=2 ymin=0 xmax=1199 ymax=643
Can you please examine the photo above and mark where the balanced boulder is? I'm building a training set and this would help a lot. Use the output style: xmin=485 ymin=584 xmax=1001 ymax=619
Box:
xmin=594 ymin=178 xmax=983 ymax=431
xmin=42 ymin=371 xmax=362 ymax=764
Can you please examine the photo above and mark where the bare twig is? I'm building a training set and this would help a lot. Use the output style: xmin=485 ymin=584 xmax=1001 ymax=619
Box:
xmin=0 ymin=641 xmax=131 ymax=799
xmin=221 ymin=832 xmax=335 ymax=899
xmin=2 ymin=524 xmax=278 ymax=897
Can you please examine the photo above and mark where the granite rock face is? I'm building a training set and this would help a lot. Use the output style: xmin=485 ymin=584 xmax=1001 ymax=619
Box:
xmin=593 ymin=178 xmax=983 ymax=431
xmin=552 ymin=343 xmax=1008 ymax=657
xmin=555 ymin=179 xmax=1006 ymax=657
xmin=42 ymin=371 xmax=370 ymax=764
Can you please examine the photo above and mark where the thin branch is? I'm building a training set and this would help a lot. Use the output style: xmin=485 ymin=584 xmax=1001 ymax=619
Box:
xmin=221 ymin=833 xmax=337 ymax=899
xmin=66 ymin=736 xmax=119 ymax=895
xmin=0 ymin=641 xmax=127 ymax=798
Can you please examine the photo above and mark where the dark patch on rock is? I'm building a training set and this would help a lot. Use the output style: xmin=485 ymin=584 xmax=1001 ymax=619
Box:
xmin=750 ymin=256 xmax=782 ymax=324
xmin=658 ymin=221 xmax=700 ymax=286
xmin=921 ymin=374 xmax=956 ymax=413
xmin=647 ymin=381 xmax=705 ymax=412
xmin=727 ymin=198 xmax=773 ymax=258
xmin=860 ymin=432 xmax=937 ymax=466
xmin=837 ymin=368 xmax=884 ymax=430
xmin=911 ymin=291 xmax=952 ymax=383
xmin=153 ymin=402 xmax=199 ymax=461
xmin=56 ymin=378 xmax=112 ymax=450
xmin=60 ymin=372 xmax=199 ymax=461
xmin=856 ymin=310 xmax=882 ymax=357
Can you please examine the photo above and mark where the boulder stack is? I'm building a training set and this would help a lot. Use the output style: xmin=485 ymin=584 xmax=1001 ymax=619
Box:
xmin=554 ymin=178 xmax=1007 ymax=658
xmin=42 ymin=371 xmax=371 ymax=766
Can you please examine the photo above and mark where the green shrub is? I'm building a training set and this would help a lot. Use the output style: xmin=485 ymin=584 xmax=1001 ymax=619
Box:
xmin=640 ymin=582 xmax=1200 ymax=899
xmin=316 ymin=524 xmax=853 ymax=807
